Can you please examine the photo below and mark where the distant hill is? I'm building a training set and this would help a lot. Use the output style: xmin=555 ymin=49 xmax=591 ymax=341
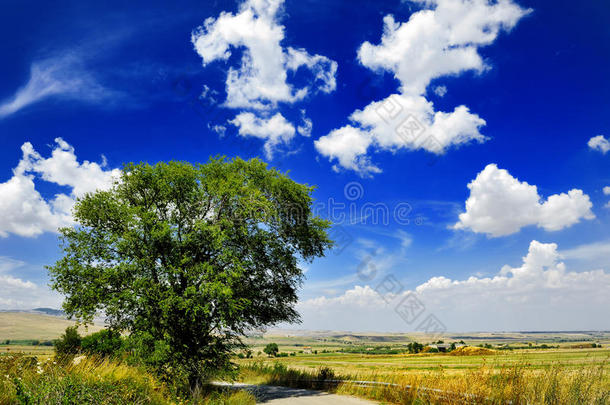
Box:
xmin=32 ymin=308 xmax=65 ymax=317
xmin=0 ymin=312 xmax=103 ymax=341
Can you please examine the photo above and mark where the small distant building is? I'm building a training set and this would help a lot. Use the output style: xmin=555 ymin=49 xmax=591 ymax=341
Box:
xmin=303 ymin=346 xmax=312 ymax=354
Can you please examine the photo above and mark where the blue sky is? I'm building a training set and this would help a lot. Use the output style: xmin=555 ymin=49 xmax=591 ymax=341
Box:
xmin=1 ymin=0 xmax=609 ymax=332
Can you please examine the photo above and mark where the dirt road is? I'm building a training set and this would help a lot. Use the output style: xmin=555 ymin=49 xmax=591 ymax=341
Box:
xmin=214 ymin=382 xmax=378 ymax=404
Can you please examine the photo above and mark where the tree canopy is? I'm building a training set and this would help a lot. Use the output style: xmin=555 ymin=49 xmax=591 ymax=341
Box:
xmin=48 ymin=157 xmax=332 ymax=387
xmin=263 ymin=343 xmax=279 ymax=357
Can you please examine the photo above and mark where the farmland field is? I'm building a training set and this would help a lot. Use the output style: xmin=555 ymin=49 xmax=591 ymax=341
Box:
xmin=1 ymin=314 xmax=608 ymax=403
xmin=236 ymin=332 xmax=610 ymax=403
xmin=237 ymin=348 xmax=610 ymax=384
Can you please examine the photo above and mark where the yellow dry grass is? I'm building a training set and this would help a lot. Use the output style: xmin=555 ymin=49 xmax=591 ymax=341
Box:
xmin=0 ymin=312 xmax=103 ymax=341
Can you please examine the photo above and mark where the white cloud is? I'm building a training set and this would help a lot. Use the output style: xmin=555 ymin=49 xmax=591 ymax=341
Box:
xmin=588 ymin=135 xmax=610 ymax=154
xmin=0 ymin=256 xmax=25 ymax=274
xmin=433 ymin=85 xmax=447 ymax=97
xmin=297 ymin=109 xmax=313 ymax=137
xmin=229 ymin=112 xmax=296 ymax=159
xmin=315 ymin=0 xmax=530 ymax=176
xmin=298 ymin=240 xmax=610 ymax=331
xmin=561 ymin=240 xmax=610 ymax=263
xmin=0 ymin=257 xmax=62 ymax=310
xmin=0 ymin=55 xmax=117 ymax=119
xmin=0 ymin=138 xmax=120 ymax=238
xmin=191 ymin=0 xmax=337 ymax=110
xmin=314 ymin=125 xmax=383 ymax=175
xmin=316 ymin=95 xmax=487 ymax=176
xmin=453 ymin=164 xmax=594 ymax=237
xmin=601 ymin=186 xmax=610 ymax=209
xmin=209 ymin=124 xmax=227 ymax=137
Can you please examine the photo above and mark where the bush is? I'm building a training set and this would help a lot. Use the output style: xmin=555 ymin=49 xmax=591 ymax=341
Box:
xmin=53 ymin=326 xmax=82 ymax=359
xmin=81 ymin=329 xmax=124 ymax=358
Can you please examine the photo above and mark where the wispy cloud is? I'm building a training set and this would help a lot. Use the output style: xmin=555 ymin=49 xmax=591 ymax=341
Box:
xmin=0 ymin=54 xmax=120 ymax=118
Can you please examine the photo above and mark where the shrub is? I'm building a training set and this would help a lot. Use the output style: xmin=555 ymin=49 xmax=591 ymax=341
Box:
xmin=81 ymin=329 xmax=124 ymax=358
xmin=53 ymin=326 xmax=82 ymax=359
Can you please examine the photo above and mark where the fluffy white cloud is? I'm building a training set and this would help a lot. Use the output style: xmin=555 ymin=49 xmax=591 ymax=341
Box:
xmin=453 ymin=164 xmax=594 ymax=237
xmin=298 ymin=241 xmax=610 ymax=331
xmin=316 ymin=95 xmax=487 ymax=175
xmin=588 ymin=135 xmax=610 ymax=154
xmin=0 ymin=55 xmax=116 ymax=119
xmin=229 ymin=112 xmax=296 ymax=159
xmin=604 ymin=186 xmax=610 ymax=195
xmin=315 ymin=0 xmax=530 ymax=176
xmin=191 ymin=0 xmax=337 ymax=110
xmin=0 ymin=138 xmax=120 ymax=238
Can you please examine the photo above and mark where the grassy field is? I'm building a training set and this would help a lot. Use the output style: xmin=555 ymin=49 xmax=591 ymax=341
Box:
xmin=2 ymin=313 xmax=608 ymax=403
xmin=237 ymin=348 xmax=610 ymax=379
xmin=0 ymin=312 xmax=103 ymax=341
xmin=235 ymin=332 xmax=610 ymax=403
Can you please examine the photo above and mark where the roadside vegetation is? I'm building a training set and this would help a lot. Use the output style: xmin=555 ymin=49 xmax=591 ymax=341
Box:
xmin=0 ymin=352 xmax=256 ymax=405
xmin=239 ymin=359 xmax=609 ymax=404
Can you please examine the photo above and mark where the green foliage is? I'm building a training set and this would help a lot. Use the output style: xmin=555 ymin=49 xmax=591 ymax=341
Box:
xmin=263 ymin=343 xmax=279 ymax=357
xmin=406 ymin=342 xmax=424 ymax=354
xmin=53 ymin=326 xmax=82 ymax=359
xmin=81 ymin=329 xmax=124 ymax=357
xmin=1 ymin=353 xmax=257 ymax=405
xmin=0 ymin=354 xmax=170 ymax=404
xmin=47 ymin=158 xmax=332 ymax=389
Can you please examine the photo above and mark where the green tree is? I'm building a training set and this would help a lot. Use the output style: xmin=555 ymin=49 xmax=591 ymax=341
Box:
xmin=53 ymin=326 xmax=82 ymax=359
xmin=48 ymin=158 xmax=332 ymax=389
xmin=263 ymin=343 xmax=279 ymax=357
